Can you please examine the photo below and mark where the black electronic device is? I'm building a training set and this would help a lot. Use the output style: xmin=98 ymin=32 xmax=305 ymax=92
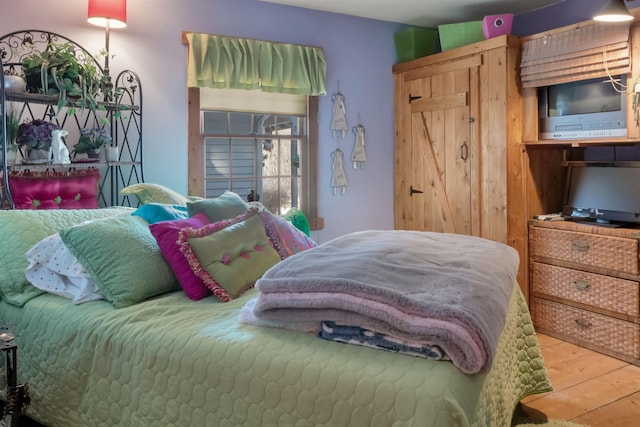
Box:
xmin=562 ymin=164 xmax=640 ymax=227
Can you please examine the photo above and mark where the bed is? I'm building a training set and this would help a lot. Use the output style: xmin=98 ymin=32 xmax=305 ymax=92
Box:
xmin=0 ymin=200 xmax=552 ymax=427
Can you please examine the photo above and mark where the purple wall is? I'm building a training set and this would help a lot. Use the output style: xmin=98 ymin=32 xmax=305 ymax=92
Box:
xmin=514 ymin=0 xmax=606 ymax=35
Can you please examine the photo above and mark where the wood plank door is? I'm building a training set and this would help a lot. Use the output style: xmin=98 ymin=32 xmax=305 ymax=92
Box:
xmin=395 ymin=55 xmax=480 ymax=235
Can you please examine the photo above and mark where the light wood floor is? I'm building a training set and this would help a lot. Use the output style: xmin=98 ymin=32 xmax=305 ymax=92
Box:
xmin=519 ymin=333 xmax=640 ymax=426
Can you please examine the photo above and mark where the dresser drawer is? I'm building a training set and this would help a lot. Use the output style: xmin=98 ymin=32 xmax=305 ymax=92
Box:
xmin=532 ymin=262 xmax=640 ymax=317
xmin=533 ymin=298 xmax=640 ymax=359
xmin=530 ymin=226 xmax=639 ymax=275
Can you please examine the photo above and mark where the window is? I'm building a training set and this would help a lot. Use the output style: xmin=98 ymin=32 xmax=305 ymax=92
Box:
xmin=202 ymin=110 xmax=305 ymax=215
xmin=187 ymin=88 xmax=321 ymax=228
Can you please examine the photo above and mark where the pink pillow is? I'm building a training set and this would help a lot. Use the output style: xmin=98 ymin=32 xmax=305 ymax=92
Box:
xmin=258 ymin=210 xmax=317 ymax=259
xmin=8 ymin=168 xmax=99 ymax=209
xmin=149 ymin=212 xmax=211 ymax=300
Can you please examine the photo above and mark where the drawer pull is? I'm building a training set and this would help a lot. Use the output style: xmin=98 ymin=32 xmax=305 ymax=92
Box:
xmin=571 ymin=240 xmax=590 ymax=252
xmin=575 ymin=318 xmax=592 ymax=329
xmin=573 ymin=280 xmax=591 ymax=291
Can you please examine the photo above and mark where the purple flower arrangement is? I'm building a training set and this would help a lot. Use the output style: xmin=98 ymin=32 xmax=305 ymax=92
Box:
xmin=16 ymin=119 xmax=60 ymax=150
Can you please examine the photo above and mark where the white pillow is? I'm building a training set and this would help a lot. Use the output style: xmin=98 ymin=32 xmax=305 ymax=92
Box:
xmin=25 ymin=232 xmax=104 ymax=304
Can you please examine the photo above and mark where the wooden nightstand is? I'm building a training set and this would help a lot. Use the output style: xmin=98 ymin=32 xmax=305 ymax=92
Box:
xmin=529 ymin=220 xmax=640 ymax=365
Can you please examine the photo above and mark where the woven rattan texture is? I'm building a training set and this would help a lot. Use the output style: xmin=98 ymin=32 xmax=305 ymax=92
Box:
xmin=532 ymin=262 xmax=639 ymax=317
xmin=530 ymin=226 xmax=639 ymax=275
xmin=533 ymin=298 xmax=640 ymax=359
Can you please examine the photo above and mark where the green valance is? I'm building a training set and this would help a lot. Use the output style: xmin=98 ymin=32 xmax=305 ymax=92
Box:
xmin=186 ymin=32 xmax=327 ymax=96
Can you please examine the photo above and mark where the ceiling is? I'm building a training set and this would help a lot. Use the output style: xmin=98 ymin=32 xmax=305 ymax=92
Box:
xmin=259 ymin=0 xmax=567 ymax=27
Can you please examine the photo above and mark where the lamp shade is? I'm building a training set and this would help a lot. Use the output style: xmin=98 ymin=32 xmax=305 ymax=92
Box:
xmin=88 ymin=0 xmax=127 ymax=28
xmin=593 ymin=0 xmax=633 ymax=22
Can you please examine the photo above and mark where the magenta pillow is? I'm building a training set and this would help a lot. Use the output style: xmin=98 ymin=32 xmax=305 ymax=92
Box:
xmin=149 ymin=212 xmax=211 ymax=300
xmin=8 ymin=168 xmax=99 ymax=209
xmin=258 ymin=210 xmax=317 ymax=259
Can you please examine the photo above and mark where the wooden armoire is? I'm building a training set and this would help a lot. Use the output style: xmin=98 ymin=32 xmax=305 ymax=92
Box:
xmin=392 ymin=35 xmax=529 ymax=297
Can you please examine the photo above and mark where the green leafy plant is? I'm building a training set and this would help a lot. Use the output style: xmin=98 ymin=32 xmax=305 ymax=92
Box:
xmin=3 ymin=104 xmax=24 ymax=148
xmin=20 ymin=42 xmax=115 ymax=122
xmin=72 ymin=127 xmax=112 ymax=155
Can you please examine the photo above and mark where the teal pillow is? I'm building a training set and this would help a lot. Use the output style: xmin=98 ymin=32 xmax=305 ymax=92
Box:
xmin=60 ymin=215 xmax=180 ymax=308
xmin=186 ymin=191 xmax=249 ymax=222
xmin=131 ymin=203 xmax=189 ymax=224
xmin=0 ymin=208 xmax=133 ymax=306
xmin=178 ymin=208 xmax=281 ymax=302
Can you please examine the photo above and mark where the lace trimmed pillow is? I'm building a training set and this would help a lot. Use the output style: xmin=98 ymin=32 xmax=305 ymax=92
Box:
xmin=257 ymin=209 xmax=317 ymax=259
xmin=178 ymin=208 xmax=281 ymax=302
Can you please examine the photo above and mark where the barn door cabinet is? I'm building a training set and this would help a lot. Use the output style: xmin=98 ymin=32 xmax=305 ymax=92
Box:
xmin=392 ymin=35 xmax=528 ymax=296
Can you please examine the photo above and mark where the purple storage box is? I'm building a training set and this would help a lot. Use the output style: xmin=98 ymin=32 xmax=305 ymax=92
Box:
xmin=482 ymin=14 xmax=514 ymax=39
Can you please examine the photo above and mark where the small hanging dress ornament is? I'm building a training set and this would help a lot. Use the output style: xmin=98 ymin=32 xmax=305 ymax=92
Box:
xmin=331 ymin=148 xmax=347 ymax=195
xmin=331 ymin=92 xmax=348 ymax=138
xmin=351 ymin=124 xmax=366 ymax=169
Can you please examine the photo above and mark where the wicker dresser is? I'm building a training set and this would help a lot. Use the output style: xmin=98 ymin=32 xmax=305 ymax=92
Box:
xmin=529 ymin=219 xmax=640 ymax=365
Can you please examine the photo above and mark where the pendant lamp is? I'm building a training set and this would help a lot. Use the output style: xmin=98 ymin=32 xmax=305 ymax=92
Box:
xmin=593 ymin=0 xmax=634 ymax=22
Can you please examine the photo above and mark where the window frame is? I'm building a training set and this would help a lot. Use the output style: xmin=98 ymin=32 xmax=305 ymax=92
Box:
xmin=187 ymin=88 xmax=323 ymax=230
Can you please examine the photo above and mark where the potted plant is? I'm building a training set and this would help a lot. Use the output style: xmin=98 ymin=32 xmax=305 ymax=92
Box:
xmin=72 ymin=127 xmax=112 ymax=159
xmin=1 ymin=104 xmax=23 ymax=165
xmin=15 ymin=119 xmax=60 ymax=162
xmin=20 ymin=42 xmax=108 ymax=119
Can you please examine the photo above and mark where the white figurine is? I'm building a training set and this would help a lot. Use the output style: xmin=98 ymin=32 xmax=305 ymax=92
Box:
xmin=51 ymin=129 xmax=71 ymax=164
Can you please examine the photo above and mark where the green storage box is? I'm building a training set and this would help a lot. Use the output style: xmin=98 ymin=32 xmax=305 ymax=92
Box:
xmin=438 ymin=21 xmax=484 ymax=51
xmin=393 ymin=27 xmax=439 ymax=63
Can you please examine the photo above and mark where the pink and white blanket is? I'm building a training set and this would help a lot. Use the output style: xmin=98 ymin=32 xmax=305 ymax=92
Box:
xmin=242 ymin=230 xmax=519 ymax=374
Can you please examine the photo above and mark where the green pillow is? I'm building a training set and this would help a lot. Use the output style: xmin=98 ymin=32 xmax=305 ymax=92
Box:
xmin=60 ymin=215 xmax=180 ymax=308
xmin=0 ymin=208 xmax=133 ymax=306
xmin=178 ymin=209 xmax=281 ymax=302
xmin=186 ymin=191 xmax=249 ymax=222
xmin=282 ymin=207 xmax=311 ymax=236
xmin=121 ymin=183 xmax=190 ymax=206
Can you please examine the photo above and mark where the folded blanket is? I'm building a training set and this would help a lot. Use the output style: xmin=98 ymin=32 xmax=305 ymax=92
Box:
xmin=249 ymin=230 xmax=519 ymax=373
xmin=319 ymin=321 xmax=451 ymax=361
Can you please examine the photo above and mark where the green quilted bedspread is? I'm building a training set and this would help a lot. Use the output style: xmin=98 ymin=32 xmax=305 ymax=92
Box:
xmin=0 ymin=285 xmax=550 ymax=426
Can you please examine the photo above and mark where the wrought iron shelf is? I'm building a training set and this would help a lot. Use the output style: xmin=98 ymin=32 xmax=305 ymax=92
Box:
xmin=5 ymin=91 xmax=139 ymax=112
xmin=1 ymin=29 xmax=144 ymax=209
xmin=8 ymin=161 xmax=141 ymax=169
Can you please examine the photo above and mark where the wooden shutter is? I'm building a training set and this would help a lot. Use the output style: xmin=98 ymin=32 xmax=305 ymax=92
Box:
xmin=521 ymin=22 xmax=631 ymax=88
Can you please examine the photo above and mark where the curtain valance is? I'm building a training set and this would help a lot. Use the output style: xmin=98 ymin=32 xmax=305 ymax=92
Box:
xmin=520 ymin=22 xmax=631 ymax=88
xmin=186 ymin=32 xmax=327 ymax=96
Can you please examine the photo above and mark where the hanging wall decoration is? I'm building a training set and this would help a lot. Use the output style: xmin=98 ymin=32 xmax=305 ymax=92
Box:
xmin=331 ymin=92 xmax=347 ymax=138
xmin=330 ymin=148 xmax=347 ymax=195
xmin=351 ymin=124 xmax=366 ymax=169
